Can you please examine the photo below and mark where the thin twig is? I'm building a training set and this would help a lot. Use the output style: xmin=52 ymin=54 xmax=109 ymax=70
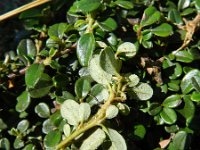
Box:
xmin=0 ymin=0 xmax=51 ymax=22
xmin=173 ymin=13 xmax=200 ymax=53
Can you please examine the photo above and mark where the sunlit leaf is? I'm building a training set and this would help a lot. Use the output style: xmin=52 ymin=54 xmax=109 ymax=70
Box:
xmin=79 ymin=103 xmax=91 ymax=122
xmin=89 ymin=55 xmax=112 ymax=85
xmin=133 ymin=83 xmax=153 ymax=100
xmin=106 ymin=105 xmax=119 ymax=119
xmin=60 ymin=99 xmax=80 ymax=126
xmin=80 ymin=128 xmax=106 ymax=150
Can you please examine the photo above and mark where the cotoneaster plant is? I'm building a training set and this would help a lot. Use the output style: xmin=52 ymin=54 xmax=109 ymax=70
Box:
xmin=1 ymin=0 xmax=200 ymax=150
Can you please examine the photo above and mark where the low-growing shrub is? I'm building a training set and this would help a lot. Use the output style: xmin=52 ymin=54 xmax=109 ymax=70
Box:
xmin=1 ymin=0 xmax=200 ymax=149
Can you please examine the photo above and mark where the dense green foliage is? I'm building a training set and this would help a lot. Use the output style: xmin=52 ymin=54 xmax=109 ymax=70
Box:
xmin=1 ymin=0 xmax=200 ymax=149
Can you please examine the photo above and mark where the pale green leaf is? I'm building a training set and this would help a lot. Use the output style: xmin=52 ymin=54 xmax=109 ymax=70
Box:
xmin=106 ymin=105 xmax=119 ymax=119
xmin=89 ymin=55 xmax=112 ymax=85
xmin=79 ymin=103 xmax=91 ymax=122
xmin=80 ymin=128 xmax=106 ymax=150
xmin=60 ymin=100 xmax=80 ymax=126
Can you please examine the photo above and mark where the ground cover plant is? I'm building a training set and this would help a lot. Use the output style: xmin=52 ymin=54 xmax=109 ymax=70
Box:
xmin=0 ymin=0 xmax=200 ymax=149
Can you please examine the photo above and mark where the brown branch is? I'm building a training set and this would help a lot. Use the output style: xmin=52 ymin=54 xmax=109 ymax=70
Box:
xmin=174 ymin=13 xmax=200 ymax=53
xmin=0 ymin=0 xmax=51 ymax=22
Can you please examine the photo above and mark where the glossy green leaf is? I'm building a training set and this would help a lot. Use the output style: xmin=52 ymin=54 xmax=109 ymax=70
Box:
xmin=28 ymin=73 xmax=52 ymax=98
xmin=116 ymin=42 xmax=137 ymax=59
xmin=77 ymin=0 xmax=101 ymax=13
xmin=35 ymin=103 xmax=50 ymax=118
xmin=191 ymin=91 xmax=200 ymax=102
xmin=98 ymin=18 xmax=118 ymax=32
xmin=168 ymin=80 xmax=180 ymax=92
xmin=169 ymin=63 xmax=182 ymax=79
xmin=17 ymin=120 xmax=29 ymax=133
xmin=114 ymin=0 xmax=134 ymax=9
xmin=48 ymin=23 xmax=70 ymax=39
xmin=178 ymin=0 xmax=191 ymax=10
xmin=75 ymin=77 xmax=91 ymax=99
xmin=79 ymin=103 xmax=91 ymax=122
xmin=86 ymin=84 xmax=109 ymax=106
xmin=100 ymin=47 xmax=122 ymax=75
xmin=160 ymin=107 xmax=177 ymax=124
xmin=50 ymin=111 xmax=62 ymax=126
xmin=181 ymin=69 xmax=200 ymax=94
xmin=0 ymin=138 xmax=10 ymax=150
xmin=106 ymin=105 xmax=119 ymax=119
xmin=151 ymin=23 xmax=173 ymax=37
xmin=107 ymin=33 xmax=118 ymax=46
xmin=89 ymin=55 xmax=112 ymax=85
xmin=106 ymin=128 xmax=127 ymax=150
xmin=148 ymin=103 xmax=162 ymax=116
xmin=133 ymin=83 xmax=153 ymax=100
xmin=133 ymin=124 xmax=146 ymax=140
xmin=142 ymin=41 xmax=153 ymax=49
xmin=44 ymin=130 xmax=61 ymax=148
xmin=80 ymin=128 xmax=106 ymax=150
xmin=14 ymin=138 xmax=24 ymax=149
xmin=17 ymin=39 xmax=36 ymax=65
xmin=42 ymin=119 xmax=55 ymax=134
xmin=168 ymin=9 xmax=183 ymax=24
xmin=77 ymin=33 xmax=95 ymax=66
xmin=162 ymin=94 xmax=182 ymax=108
xmin=174 ymin=49 xmax=194 ymax=63
xmin=164 ymin=125 xmax=179 ymax=133
xmin=177 ymin=95 xmax=195 ymax=125
xmin=25 ymin=63 xmax=44 ymax=88
xmin=140 ymin=6 xmax=161 ymax=27
xmin=16 ymin=91 xmax=31 ymax=112
xmin=60 ymin=99 xmax=80 ymax=126
xmin=172 ymin=131 xmax=190 ymax=150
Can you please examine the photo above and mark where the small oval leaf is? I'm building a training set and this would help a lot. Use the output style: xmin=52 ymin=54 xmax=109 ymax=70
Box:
xmin=79 ymin=103 xmax=91 ymax=122
xmin=106 ymin=128 xmax=127 ymax=150
xmin=25 ymin=63 xmax=45 ymax=88
xmin=77 ymin=33 xmax=95 ymax=66
xmin=140 ymin=6 xmax=161 ymax=27
xmin=35 ymin=103 xmax=50 ymax=118
xmin=89 ymin=55 xmax=112 ymax=85
xmin=133 ymin=83 xmax=153 ymax=100
xmin=151 ymin=23 xmax=173 ymax=37
xmin=44 ymin=130 xmax=61 ymax=148
xmin=100 ymin=47 xmax=122 ymax=75
xmin=17 ymin=120 xmax=29 ymax=133
xmin=16 ymin=91 xmax=31 ymax=112
xmin=106 ymin=105 xmax=119 ymax=119
xmin=86 ymin=84 xmax=109 ymax=106
xmin=116 ymin=42 xmax=137 ymax=59
xmin=75 ymin=77 xmax=91 ymax=99
xmin=162 ymin=94 xmax=182 ymax=108
xmin=60 ymin=100 xmax=80 ymax=126
xmin=80 ymin=128 xmax=106 ymax=150
xmin=160 ymin=107 xmax=177 ymax=124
